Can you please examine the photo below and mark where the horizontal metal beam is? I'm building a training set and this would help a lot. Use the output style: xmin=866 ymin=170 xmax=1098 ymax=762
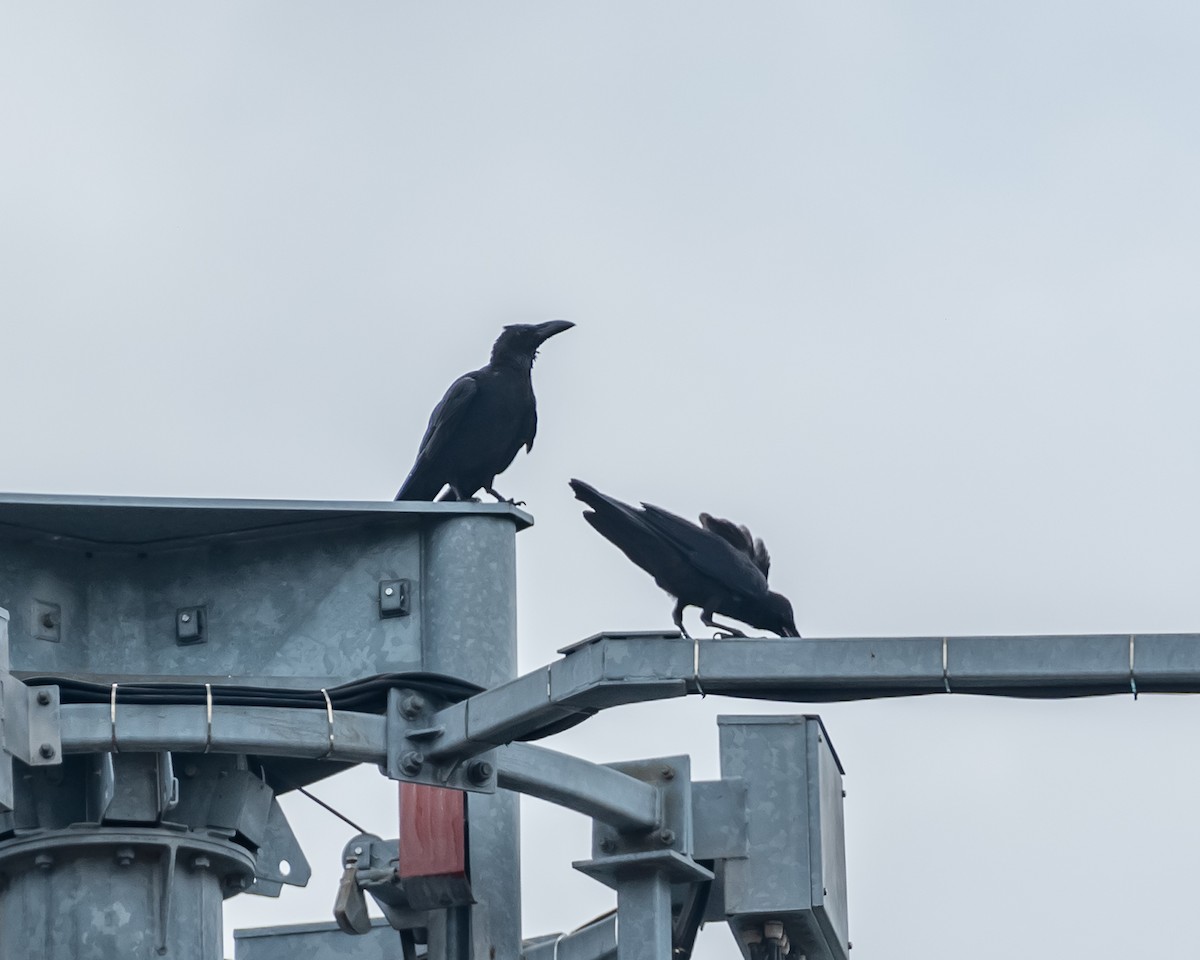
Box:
xmin=59 ymin=705 xmax=663 ymax=830
xmin=424 ymin=632 xmax=1200 ymax=760
xmin=497 ymin=743 xmax=660 ymax=832
xmin=60 ymin=703 xmax=388 ymax=765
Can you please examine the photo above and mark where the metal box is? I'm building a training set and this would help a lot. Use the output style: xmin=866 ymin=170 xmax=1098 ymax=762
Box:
xmin=717 ymin=715 xmax=848 ymax=960
xmin=235 ymin=919 xmax=417 ymax=960
xmin=0 ymin=494 xmax=529 ymax=688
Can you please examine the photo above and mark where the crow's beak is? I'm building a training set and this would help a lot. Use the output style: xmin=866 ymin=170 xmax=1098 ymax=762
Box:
xmin=534 ymin=319 xmax=575 ymax=342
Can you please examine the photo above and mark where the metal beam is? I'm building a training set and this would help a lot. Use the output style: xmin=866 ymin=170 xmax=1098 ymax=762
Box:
xmin=424 ymin=631 xmax=1200 ymax=760
xmin=497 ymin=743 xmax=660 ymax=832
xmin=60 ymin=703 xmax=388 ymax=765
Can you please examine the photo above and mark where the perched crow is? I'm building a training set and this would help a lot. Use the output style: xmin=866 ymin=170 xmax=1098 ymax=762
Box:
xmin=570 ymin=479 xmax=800 ymax=638
xmin=396 ymin=321 xmax=574 ymax=502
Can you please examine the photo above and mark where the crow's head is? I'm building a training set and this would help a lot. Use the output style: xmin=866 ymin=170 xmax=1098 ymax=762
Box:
xmin=753 ymin=591 xmax=800 ymax=638
xmin=491 ymin=320 xmax=574 ymax=367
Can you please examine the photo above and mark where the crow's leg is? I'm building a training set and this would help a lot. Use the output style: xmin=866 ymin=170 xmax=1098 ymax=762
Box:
xmin=484 ymin=486 xmax=525 ymax=507
xmin=701 ymin=610 xmax=747 ymax=638
xmin=672 ymin=599 xmax=692 ymax=640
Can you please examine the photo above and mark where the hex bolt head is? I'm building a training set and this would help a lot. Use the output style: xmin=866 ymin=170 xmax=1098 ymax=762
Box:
xmin=191 ymin=856 xmax=211 ymax=871
xmin=660 ymin=766 xmax=675 ymax=780
xmin=384 ymin=587 xmax=395 ymax=597
xmin=467 ymin=760 xmax=494 ymax=785
xmin=180 ymin=613 xmax=191 ymax=624
xmin=38 ymin=743 xmax=55 ymax=760
xmin=114 ymin=847 xmax=135 ymax=867
xmin=598 ymin=838 xmax=615 ymax=854
xmin=398 ymin=750 xmax=425 ymax=776
xmin=34 ymin=853 xmax=54 ymax=871
xmin=398 ymin=692 xmax=426 ymax=720
xmin=658 ymin=829 xmax=675 ymax=845
xmin=36 ymin=690 xmax=51 ymax=706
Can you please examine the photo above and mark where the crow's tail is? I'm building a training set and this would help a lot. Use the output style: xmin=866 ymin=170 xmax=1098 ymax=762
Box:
xmin=395 ymin=460 xmax=446 ymax=501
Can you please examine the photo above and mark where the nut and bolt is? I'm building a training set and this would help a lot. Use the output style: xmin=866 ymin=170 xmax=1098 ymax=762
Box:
xmin=192 ymin=856 xmax=211 ymax=870
xmin=384 ymin=586 xmax=395 ymax=597
xmin=38 ymin=743 xmax=55 ymax=760
xmin=115 ymin=848 xmax=136 ymax=867
xmin=467 ymin=760 xmax=494 ymax=785
xmin=180 ymin=613 xmax=191 ymax=624
xmin=661 ymin=766 xmax=675 ymax=780
xmin=398 ymin=692 xmax=426 ymax=720
xmin=658 ymin=829 xmax=675 ymax=845
xmin=398 ymin=751 xmax=425 ymax=776
xmin=598 ymin=838 xmax=616 ymax=854
xmin=34 ymin=853 xmax=54 ymax=872
xmin=36 ymin=690 xmax=51 ymax=706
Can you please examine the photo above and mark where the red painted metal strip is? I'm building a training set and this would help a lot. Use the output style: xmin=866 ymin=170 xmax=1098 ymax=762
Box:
xmin=398 ymin=782 xmax=467 ymax=879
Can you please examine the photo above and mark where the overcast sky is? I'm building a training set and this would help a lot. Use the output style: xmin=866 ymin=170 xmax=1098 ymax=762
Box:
xmin=4 ymin=3 xmax=1200 ymax=958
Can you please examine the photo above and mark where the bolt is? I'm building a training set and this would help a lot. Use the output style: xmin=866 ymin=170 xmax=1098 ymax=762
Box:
xmin=226 ymin=874 xmax=248 ymax=890
xmin=398 ymin=692 xmax=426 ymax=720
xmin=183 ymin=764 xmax=198 ymax=778
xmin=41 ymin=612 xmax=57 ymax=630
xmin=384 ymin=587 xmax=395 ymax=597
xmin=353 ymin=846 xmax=363 ymax=856
xmin=658 ymin=829 xmax=675 ymax=845
xmin=598 ymin=838 xmax=615 ymax=854
xmin=180 ymin=613 xmax=191 ymax=624
xmin=661 ymin=766 xmax=675 ymax=780
xmin=192 ymin=856 xmax=210 ymax=870
xmin=34 ymin=853 xmax=53 ymax=871
xmin=467 ymin=760 xmax=494 ymax=785
xmin=115 ymin=847 xmax=135 ymax=867
xmin=36 ymin=690 xmax=51 ymax=705
xmin=398 ymin=751 xmax=424 ymax=776
xmin=38 ymin=743 xmax=55 ymax=760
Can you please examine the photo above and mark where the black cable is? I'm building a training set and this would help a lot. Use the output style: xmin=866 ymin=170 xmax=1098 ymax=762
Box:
xmin=294 ymin=784 xmax=369 ymax=835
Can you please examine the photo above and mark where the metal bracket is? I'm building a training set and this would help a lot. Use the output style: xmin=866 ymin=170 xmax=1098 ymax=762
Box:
xmin=379 ymin=580 xmax=411 ymax=619
xmin=589 ymin=755 xmax=691 ymax=859
xmin=0 ymin=610 xmax=63 ymax=811
xmin=385 ymin=687 xmax=496 ymax=793
xmin=176 ymin=606 xmax=206 ymax=644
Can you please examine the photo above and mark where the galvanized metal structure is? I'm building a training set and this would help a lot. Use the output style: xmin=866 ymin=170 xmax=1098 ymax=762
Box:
xmin=0 ymin=494 xmax=1193 ymax=960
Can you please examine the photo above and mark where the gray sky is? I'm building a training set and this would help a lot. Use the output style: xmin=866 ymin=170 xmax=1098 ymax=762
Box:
xmin=4 ymin=3 xmax=1200 ymax=958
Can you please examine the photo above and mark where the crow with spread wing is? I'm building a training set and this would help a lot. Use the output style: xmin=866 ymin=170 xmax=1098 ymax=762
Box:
xmin=570 ymin=479 xmax=799 ymax=638
xmin=395 ymin=321 xmax=574 ymax=502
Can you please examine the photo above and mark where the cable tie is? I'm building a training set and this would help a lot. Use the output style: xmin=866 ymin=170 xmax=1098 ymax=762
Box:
xmin=942 ymin=637 xmax=952 ymax=694
xmin=321 ymin=688 xmax=335 ymax=758
xmin=204 ymin=683 xmax=213 ymax=753
xmin=110 ymin=683 xmax=120 ymax=753
xmin=1130 ymin=634 xmax=1138 ymax=700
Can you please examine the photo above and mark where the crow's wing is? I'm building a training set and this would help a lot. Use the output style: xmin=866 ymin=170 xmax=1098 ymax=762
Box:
xmin=413 ymin=373 xmax=478 ymax=465
xmin=700 ymin=514 xmax=771 ymax=580
xmin=395 ymin=372 xmax=480 ymax=500
xmin=640 ymin=503 xmax=769 ymax=599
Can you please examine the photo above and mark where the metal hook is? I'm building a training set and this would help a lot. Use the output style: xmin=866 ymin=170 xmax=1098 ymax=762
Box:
xmin=321 ymin=688 xmax=335 ymax=758
xmin=551 ymin=931 xmax=567 ymax=960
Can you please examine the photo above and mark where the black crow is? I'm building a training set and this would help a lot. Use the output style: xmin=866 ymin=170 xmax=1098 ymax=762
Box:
xmin=570 ymin=479 xmax=800 ymax=638
xmin=396 ymin=321 xmax=574 ymax=502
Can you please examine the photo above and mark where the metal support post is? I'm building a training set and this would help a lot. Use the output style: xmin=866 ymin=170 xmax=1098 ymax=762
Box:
xmin=422 ymin=515 xmax=522 ymax=960
xmin=615 ymin=873 xmax=673 ymax=960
